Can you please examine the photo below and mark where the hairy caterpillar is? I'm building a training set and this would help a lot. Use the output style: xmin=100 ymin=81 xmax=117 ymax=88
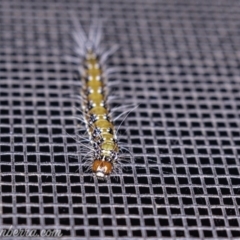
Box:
xmin=69 ymin=14 xmax=132 ymax=180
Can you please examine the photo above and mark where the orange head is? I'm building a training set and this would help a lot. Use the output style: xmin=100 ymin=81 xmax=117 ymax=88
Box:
xmin=92 ymin=160 xmax=113 ymax=180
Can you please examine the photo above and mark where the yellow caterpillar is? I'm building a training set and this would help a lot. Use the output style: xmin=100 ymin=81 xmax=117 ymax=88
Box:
xmin=82 ymin=51 xmax=119 ymax=179
xmin=69 ymin=14 xmax=131 ymax=180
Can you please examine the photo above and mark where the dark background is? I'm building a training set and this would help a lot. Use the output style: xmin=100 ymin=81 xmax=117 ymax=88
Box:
xmin=0 ymin=0 xmax=240 ymax=239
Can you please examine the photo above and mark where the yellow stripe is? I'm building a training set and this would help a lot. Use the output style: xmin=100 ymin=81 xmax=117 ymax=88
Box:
xmin=94 ymin=119 xmax=113 ymax=130
xmin=88 ymin=80 xmax=103 ymax=93
xmin=101 ymin=141 xmax=118 ymax=156
xmin=88 ymin=92 xmax=104 ymax=101
xmin=86 ymin=68 xmax=101 ymax=80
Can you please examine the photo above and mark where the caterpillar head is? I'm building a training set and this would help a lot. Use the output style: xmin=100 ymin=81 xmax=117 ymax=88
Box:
xmin=92 ymin=160 xmax=113 ymax=180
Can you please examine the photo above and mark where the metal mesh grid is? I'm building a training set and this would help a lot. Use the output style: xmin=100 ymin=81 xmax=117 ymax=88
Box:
xmin=0 ymin=0 xmax=240 ymax=239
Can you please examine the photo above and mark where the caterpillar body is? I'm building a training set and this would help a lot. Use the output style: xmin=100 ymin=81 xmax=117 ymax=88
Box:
xmin=82 ymin=51 xmax=118 ymax=179
xmin=70 ymin=15 xmax=128 ymax=180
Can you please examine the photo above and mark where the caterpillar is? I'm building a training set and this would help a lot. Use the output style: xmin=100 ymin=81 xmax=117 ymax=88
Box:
xmin=69 ymin=14 xmax=131 ymax=180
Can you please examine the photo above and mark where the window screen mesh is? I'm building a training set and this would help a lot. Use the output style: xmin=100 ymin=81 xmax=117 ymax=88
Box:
xmin=0 ymin=0 xmax=240 ymax=239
